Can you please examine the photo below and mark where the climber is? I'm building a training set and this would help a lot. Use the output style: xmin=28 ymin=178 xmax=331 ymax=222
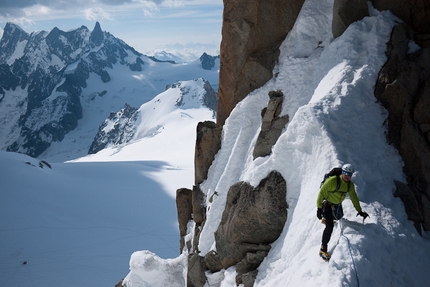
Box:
xmin=316 ymin=163 xmax=369 ymax=261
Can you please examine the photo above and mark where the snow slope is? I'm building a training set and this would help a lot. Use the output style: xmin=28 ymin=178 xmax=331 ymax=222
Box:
xmin=124 ymin=1 xmax=430 ymax=286
xmin=0 ymin=80 xmax=214 ymax=287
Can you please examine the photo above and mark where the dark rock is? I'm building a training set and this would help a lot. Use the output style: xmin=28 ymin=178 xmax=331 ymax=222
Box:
xmin=90 ymin=22 xmax=104 ymax=47
xmin=0 ymin=64 xmax=20 ymax=91
xmin=202 ymin=80 xmax=218 ymax=111
xmin=176 ymin=188 xmax=193 ymax=253
xmin=253 ymin=90 xmax=289 ymax=159
xmin=394 ymin=180 xmax=423 ymax=233
xmin=194 ymin=121 xmax=222 ymax=185
xmin=204 ymin=250 xmax=222 ymax=273
xmin=199 ymin=53 xmax=219 ymax=70
xmin=421 ymin=195 xmax=430 ymax=231
xmin=371 ymin=0 xmax=430 ymax=35
xmin=192 ymin=185 xmax=206 ymax=225
xmin=187 ymin=254 xmax=207 ymax=287
xmin=332 ymin=0 xmax=368 ymax=38
xmin=214 ymin=170 xmax=287 ymax=269
xmin=129 ymin=58 xmax=144 ymax=72
xmin=375 ymin=23 xmax=430 ymax=232
xmin=236 ymin=250 xmax=269 ymax=274
xmin=241 ymin=270 xmax=258 ymax=287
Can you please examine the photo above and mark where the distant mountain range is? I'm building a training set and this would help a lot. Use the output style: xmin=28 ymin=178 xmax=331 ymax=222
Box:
xmin=0 ymin=22 xmax=219 ymax=160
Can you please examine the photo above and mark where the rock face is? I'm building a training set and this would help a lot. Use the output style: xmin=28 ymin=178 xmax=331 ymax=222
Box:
xmin=375 ymin=23 xmax=430 ymax=233
xmin=372 ymin=0 xmax=430 ymax=36
xmin=216 ymin=0 xmax=305 ymax=125
xmin=332 ymin=0 xmax=369 ymax=38
xmin=332 ymin=0 xmax=430 ymax=42
xmin=253 ymin=90 xmax=289 ymax=159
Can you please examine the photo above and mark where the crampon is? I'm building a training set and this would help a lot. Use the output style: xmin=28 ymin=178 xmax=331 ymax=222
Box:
xmin=319 ymin=250 xmax=330 ymax=261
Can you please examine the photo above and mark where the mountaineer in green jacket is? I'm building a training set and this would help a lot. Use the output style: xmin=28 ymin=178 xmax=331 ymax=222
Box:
xmin=316 ymin=163 xmax=368 ymax=260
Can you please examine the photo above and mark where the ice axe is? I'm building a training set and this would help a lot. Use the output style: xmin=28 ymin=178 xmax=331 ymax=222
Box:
xmin=357 ymin=211 xmax=369 ymax=223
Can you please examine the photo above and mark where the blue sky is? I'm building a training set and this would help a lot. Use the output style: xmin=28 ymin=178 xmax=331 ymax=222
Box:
xmin=0 ymin=0 xmax=223 ymax=57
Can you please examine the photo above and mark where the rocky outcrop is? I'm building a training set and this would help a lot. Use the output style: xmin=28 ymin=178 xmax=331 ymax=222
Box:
xmin=88 ymin=103 xmax=138 ymax=154
xmin=212 ymin=171 xmax=287 ymax=273
xmin=187 ymin=254 xmax=207 ymax=287
xmin=375 ymin=23 xmax=430 ymax=233
xmin=216 ymin=0 xmax=305 ymax=125
xmin=176 ymin=188 xmax=193 ymax=252
xmin=194 ymin=121 xmax=223 ymax=185
xmin=253 ymin=90 xmax=289 ymax=159
xmin=182 ymin=171 xmax=287 ymax=286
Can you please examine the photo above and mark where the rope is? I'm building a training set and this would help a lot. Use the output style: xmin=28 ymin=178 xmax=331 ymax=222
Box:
xmin=339 ymin=219 xmax=360 ymax=287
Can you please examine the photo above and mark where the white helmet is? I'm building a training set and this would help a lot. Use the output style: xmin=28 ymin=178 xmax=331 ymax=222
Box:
xmin=342 ymin=163 xmax=355 ymax=174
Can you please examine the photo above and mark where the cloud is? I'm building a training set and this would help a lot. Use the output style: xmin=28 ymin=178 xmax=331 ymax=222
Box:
xmin=138 ymin=1 xmax=160 ymax=17
xmin=0 ymin=1 xmax=133 ymax=16
xmin=8 ymin=17 xmax=36 ymax=28
xmin=82 ymin=7 xmax=112 ymax=22
xmin=162 ymin=0 xmax=185 ymax=8
xmin=0 ymin=0 xmax=216 ymax=17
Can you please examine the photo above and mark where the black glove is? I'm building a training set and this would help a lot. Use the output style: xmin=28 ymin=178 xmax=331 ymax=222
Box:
xmin=317 ymin=208 xmax=323 ymax=220
xmin=357 ymin=211 xmax=369 ymax=220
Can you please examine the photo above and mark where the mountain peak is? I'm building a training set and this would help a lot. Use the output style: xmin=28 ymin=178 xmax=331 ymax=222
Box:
xmin=0 ymin=22 xmax=29 ymax=64
xmin=1 ymin=22 xmax=29 ymax=41
xmin=90 ymin=22 xmax=104 ymax=46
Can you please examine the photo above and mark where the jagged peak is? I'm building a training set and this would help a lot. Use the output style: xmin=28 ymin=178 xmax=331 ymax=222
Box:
xmin=2 ymin=22 xmax=29 ymax=39
xmin=90 ymin=22 xmax=104 ymax=46
xmin=93 ymin=22 xmax=102 ymax=32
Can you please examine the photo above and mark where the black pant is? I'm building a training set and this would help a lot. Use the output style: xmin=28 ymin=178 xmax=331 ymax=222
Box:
xmin=321 ymin=202 xmax=343 ymax=251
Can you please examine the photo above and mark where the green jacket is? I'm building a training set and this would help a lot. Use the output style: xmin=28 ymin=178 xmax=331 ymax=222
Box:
xmin=316 ymin=175 xmax=362 ymax=212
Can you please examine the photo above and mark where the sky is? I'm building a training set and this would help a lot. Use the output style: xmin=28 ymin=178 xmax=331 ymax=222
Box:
xmin=0 ymin=0 xmax=223 ymax=57
xmin=2 ymin=0 xmax=430 ymax=286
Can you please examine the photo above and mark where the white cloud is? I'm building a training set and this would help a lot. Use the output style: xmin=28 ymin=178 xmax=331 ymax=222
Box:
xmin=10 ymin=17 xmax=35 ymax=28
xmin=82 ymin=7 xmax=112 ymax=22
xmin=139 ymin=1 xmax=160 ymax=17
xmin=23 ymin=5 xmax=52 ymax=17
xmin=162 ymin=0 xmax=185 ymax=8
